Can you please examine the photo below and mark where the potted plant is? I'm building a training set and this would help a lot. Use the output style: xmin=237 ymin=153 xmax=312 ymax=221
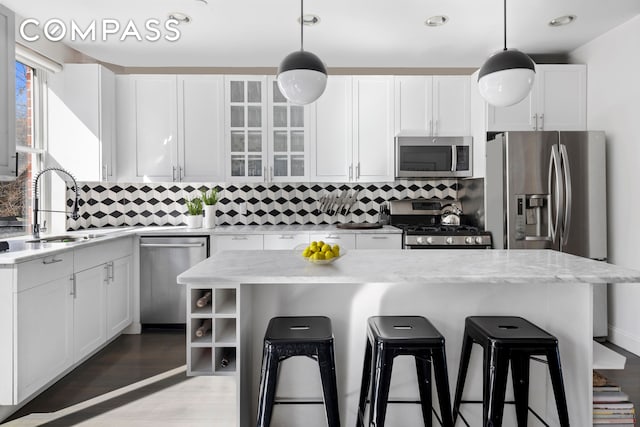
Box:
xmin=201 ymin=188 xmax=218 ymax=229
xmin=184 ymin=196 xmax=203 ymax=229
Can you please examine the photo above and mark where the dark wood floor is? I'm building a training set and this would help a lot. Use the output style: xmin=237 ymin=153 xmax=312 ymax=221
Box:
xmin=600 ymin=341 xmax=640 ymax=410
xmin=3 ymin=333 xmax=639 ymax=425
xmin=4 ymin=329 xmax=186 ymax=424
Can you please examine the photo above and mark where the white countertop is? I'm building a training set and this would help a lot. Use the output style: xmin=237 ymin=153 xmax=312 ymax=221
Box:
xmin=177 ymin=249 xmax=640 ymax=285
xmin=0 ymin=224 xmax=400 ymax=264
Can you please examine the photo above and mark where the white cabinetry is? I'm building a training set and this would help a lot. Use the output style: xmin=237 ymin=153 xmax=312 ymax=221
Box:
xmin=73 ymin=265 xmax=107 ymax=362
xmin=224 ymin=76 xmax=311 ymax=182
xmin=107 ymin=255 xmax=133 ymax=340
xmin=310 ymin=76 xmax=394 ymax=182
xmin=116 ymin=75 xmax=224 ymax=182
xmin=486 ymin=64 xmax=586 ymax=131
xmin=0 ymin=5 xmax=15 ymax=178
xmin=212 ymin=234 xmax=264 ymax=251
xmin=395 ymin=76 xmax=470 ymax=136
xmin=263 ymin=233 xmax=309 ymax=249
xmin=48 ymin=64 xmax=116 ymax=181
xmin=355 ymin=233 xmax=402 ymax=249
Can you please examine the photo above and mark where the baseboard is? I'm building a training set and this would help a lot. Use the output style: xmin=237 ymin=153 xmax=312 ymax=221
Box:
xmin=123 ymin=322 xmax=141 ymax=335
xmin=608 ymin=325 xmax=640 ymax=357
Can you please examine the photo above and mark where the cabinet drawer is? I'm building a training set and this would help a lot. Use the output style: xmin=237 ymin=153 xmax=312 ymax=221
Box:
xmin=356 ymin=233 xmax=402 ymax=249
xmin=309 ymin=233 xmax=356 ymax=250
xmin=75 ymin=237 xmax=134 ymax=272
xmin=213 ymin=235 xmax=264 ymax=251
xmin=263 ymin=233 xmax=309 ymax=250
xmin=16 ymin=251 xmax=74 ymax=292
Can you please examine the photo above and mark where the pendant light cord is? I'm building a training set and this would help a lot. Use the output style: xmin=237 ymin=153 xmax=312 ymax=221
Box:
xmin=300 ymin=0 xmax=304 ymax=51
xmin=503 ymin=0 xmax=507 ymax=51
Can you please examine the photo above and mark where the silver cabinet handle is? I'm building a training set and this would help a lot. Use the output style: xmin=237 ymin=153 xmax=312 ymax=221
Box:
xmin=231 ymin=236 xmax=249 ymax=241
xmin=429 ymin=119 xmax=433 ymax=136
xmin=140 ymin=243 xmax=205 ymax=248
xmin=434 ymin=119 xmax=439 ymax=136
xmin=532 ymin=114 xmax=538 ymax=130
xmin=371 ymin=236 xmax=389 ymax=240
xmin=178 ymin=166 xmax=184 ymax=181
xmin=539 ymin=113 xmax=545 ymax=130
xmin=43 ymin=257 xmax=63 ymax=265
xmin=356 ymin=162 xmax=360 ymax=180
xmin=278 ymin=235 xmax=294 ymax=240
xmin=102 ymin=164 xmax=108 ymax=181
xmin=172 ymin=166 xmax=177 ymax=181
xmin=108 ymin=261 xmax=114 ymax=281
xmin=104 ymin=263 xmax=110 ymax=284
xmin=263 ymin=166 xmax=267 ymax=182
xmin=325 ymin=235 xmax=341 ymax=240
xmin=70 ymin=274 xmax=76 ymax=298
xmin=270 ymin=166 xmax=273 ymax=182
xmin=348 ymin=164 xmax=353 ymax=181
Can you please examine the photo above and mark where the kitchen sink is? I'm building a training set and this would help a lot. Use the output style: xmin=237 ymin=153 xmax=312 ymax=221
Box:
xmin=25 ymin=234 xmax=106 ymax=244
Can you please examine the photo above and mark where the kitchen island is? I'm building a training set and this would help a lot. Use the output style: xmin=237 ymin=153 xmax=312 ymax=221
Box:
xmin=177 ymin=249 xmax=640 ymax=427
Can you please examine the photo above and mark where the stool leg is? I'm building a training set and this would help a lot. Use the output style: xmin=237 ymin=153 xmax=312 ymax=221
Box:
xmin=431 ymin=347 xmax=454 ymax=427
xmin=317 ymin=342 xmax=341 ymax=427
xmin=356 ymin=339 xmax=373 ymax=427
xmin=414 ymin=354 xmax=433 ymax=427
xmin=510 ymin=352 xmax=530 ymax=426
xmin=483 ymin=346 xmax=509 ymax=427
xmin=453 ymin=332 xmax=473 ymax=423
xmin=256 ymin=344 xmax=279 ymax=427
xmin=370 ymin=346 xmax=394 ymax=427
xmin=546 ymin=347 xmax=570 ymax=427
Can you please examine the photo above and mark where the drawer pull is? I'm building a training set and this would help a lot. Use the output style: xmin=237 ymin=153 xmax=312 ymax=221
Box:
xmin=325 ymin=235 xmax=340 ymax=240
xmin=278 ymin=235 xmax=294 ymax=240
xmin=231 ymin=236 xmax=249 ymax=241
xmin=42 ymin=257 xmax=63 ymax=265
xmin=371 ymin=236 xmax=388 ymax=240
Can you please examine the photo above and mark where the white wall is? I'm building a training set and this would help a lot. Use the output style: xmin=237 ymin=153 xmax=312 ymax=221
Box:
xmin=570 ymin=15 xmax=640 ymax=355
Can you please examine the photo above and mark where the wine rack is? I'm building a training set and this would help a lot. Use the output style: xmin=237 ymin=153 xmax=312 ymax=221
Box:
xmin=187 ymin=285 xmax=238 ymax=376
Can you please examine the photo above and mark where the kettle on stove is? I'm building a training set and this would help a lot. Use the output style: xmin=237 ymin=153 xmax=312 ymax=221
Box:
xmin=440 ymin=203 xmax=462 ymax=226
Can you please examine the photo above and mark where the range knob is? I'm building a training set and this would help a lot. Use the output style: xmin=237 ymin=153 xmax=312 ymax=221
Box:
xmin=465 ymin=236 xmax=474 ymax=244
xmin=445 ymin=237 xmax=454 ymax=245
xmin=475 ymin=236 xmax=484 ymax=244
xmin=426 ymin=237 xmax=434 ymax=245
xmin=416 ymin=236 xmax=425 ymax=244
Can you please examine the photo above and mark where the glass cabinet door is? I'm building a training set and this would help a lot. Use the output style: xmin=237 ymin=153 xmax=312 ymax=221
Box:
xmin=268 ymin=79 xmax=308 ymax=181
xmin=225 ymin=77 xmax=267 ymax=181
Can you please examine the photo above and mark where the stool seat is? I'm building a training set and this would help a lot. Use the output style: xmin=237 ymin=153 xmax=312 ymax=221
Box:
xmin=368 ymin=315 xmax=445 ymax=345
xmin=357 ymin=315 xmax=453 ymax=427
xmin=453 ymin=316 xmax=569 ymax=427
xmin=256 ymin=316 xmax=340 ymax=427
xmin=265 ymin=316 xmax=333 ymax=343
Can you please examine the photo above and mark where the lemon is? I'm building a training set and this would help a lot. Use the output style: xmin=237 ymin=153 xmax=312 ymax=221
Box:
xmin=302 ymin=248 xmax=312 ymax=258
xmin=317 ymin=240 xmax=325 ymax=248
xmin=309 ymin=243 xmax=318 ymax=252
xmin=321 ymin=244 xmax=331 ymax=253
xmin=314 ymin=252 xmax=325 ymax=260
xmin=330 ymin=250 xmax=339 ymax=258
xmin=332 ymin=244 xmax=340 ymax=255
xmin=324 ymin=251 xmax=335 ymax=260
xmin=310 ymin=241 xmax=318 ymax=247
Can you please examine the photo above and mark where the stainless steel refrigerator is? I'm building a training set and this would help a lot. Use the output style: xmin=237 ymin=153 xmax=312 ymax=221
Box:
xmin=485 ymin=131 xmax=608 ymax=335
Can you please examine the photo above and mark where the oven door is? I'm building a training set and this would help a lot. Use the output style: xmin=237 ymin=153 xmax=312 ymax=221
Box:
xmin=395 ymin=136 xmax=472 ymax=178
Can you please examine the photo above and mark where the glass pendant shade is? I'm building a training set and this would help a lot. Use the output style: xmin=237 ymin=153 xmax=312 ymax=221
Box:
xmin=478 ymin=49 xmax=536 ymax=107
xmin=277 ymin=50 xmax=327 ymax=105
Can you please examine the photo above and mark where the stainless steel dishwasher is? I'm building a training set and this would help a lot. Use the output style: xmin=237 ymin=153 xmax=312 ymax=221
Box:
xmin=140 ymin=236 xmax=209 ymax=325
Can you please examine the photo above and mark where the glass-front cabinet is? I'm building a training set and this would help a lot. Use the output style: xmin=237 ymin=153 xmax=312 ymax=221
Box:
xmin=224 ymin=76 xmax=309 ymax=182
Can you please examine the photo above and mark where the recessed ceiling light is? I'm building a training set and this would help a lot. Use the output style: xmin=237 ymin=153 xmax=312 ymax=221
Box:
xmin=549 ymin=15 xmax=576 ymax=27
xmin=297 ymin=14 xmax=320 ymax=26
xmin=168 ymin=12 xmax=192 ymax=24
xmin=425 ymin=15 xmax=448 ymax=27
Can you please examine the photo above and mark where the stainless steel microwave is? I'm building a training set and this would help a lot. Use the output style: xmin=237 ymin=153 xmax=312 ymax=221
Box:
xmin=395 ymin=135 xmax=473 ymax=178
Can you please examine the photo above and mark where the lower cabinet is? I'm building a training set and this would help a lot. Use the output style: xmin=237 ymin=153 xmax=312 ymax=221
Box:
xmin=355 ymin=233 xmax=402 ymax=249
xmin=107 ymin=255 xmax=133 ymax=340
xmin=263 ymin=233 xmax=310 ymax=250
xmin=73 ymin=265 xmax=107 ymax=362
xmin=212 ymin=234 xmax=264 ymax=251
xmin=17 ymin=276 xmax=74 ymax=402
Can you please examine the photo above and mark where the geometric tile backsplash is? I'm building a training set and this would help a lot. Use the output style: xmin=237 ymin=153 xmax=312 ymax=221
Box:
xmin=66 ymin=179 xmax=459 ymax=230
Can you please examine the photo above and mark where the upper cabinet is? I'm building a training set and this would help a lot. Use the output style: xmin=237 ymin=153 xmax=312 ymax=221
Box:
xmin=0 ymin=5 xmax=15 ymax=178
xmin=486 ymin=64 xmax=586 ymax=131
xmin=310 ymin=75 xmax=395 ymax=183
xmin=48 ymin=64 xmax=116 ymax=182
xmin=116 ymin=74 xmax=224 ymax=182
xmin=224 ymin=75 xmax=310 ymax=183
xmin=395 ymin=76 xmax=470 ymax=136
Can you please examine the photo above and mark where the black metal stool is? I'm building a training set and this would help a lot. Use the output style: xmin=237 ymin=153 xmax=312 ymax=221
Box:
xmin=256 ymin=316 xmax=340 ymax=427
xmin=356 ymin=316 xmax=454 ymax=427
xmin=452 ymin=316 xmax=570 ymax=427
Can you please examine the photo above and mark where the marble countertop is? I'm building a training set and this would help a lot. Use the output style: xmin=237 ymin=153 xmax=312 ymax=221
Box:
xmin=177 ymin=249 xmax=640 ymax=285
xmin=0 ymin=224 xmax=400 ymax=264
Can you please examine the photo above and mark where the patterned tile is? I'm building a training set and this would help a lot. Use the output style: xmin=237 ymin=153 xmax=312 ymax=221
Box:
xmin=66 ymin=179 xmax=459 ymax=230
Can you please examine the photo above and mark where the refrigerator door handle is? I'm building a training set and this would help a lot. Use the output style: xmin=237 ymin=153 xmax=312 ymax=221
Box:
xmin=560 ymin=144 xmax=572 ymax=246
xmin=548 ymin=145 xmax=563 ymax=241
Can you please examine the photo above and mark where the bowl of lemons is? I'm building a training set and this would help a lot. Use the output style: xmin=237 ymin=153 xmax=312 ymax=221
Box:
xmin=298 ymin=241 xmax=343 ymax=265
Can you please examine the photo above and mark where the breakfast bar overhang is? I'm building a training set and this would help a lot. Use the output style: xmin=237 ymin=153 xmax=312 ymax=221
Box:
xmin=177 ymin=249 xmax=640 ymax=427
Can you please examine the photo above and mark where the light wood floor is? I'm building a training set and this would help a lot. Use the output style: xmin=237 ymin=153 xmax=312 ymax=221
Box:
xmin=2 ymin=330 xmax=236 ymax=426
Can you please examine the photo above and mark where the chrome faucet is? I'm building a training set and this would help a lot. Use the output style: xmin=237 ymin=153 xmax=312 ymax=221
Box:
xmin=32 ymin=167 xmax=80 ymax=239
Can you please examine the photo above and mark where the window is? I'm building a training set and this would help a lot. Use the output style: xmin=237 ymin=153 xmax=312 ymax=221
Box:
xmin=0 ymin=61 xmax=42 ymax=237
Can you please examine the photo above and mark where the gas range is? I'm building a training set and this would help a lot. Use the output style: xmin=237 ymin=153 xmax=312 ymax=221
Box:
xmin=389 ymin=199 xmax=492 ymax=249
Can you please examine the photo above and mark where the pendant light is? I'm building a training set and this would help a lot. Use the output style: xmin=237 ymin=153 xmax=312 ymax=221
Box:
xmin=478 ymin=0 xmax=536 ymax=107
xmin=277 ymin=0 xmax=327 ymax=105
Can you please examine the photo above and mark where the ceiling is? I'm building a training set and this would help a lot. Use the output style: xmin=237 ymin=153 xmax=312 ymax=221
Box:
xmin=3 ymin=0 xmax=640 ymax=68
